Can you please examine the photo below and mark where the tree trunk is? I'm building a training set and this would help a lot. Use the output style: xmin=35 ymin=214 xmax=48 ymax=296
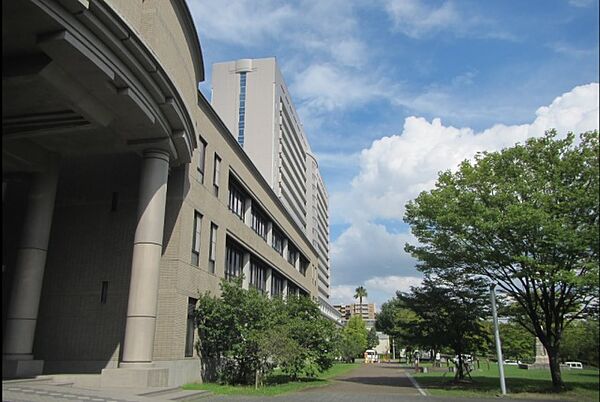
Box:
xmin=547 ymin=347 xmax=565 ymax=390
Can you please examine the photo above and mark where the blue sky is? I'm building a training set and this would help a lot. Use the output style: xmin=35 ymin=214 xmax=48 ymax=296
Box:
xmin=188 ymin=0 xmax=600 ymax=307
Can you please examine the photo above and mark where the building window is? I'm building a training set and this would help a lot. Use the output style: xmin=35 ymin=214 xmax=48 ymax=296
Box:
xmin=251 ymin=203 xmax=267 ymax=240
xmin=271 ymin=272 xmax=284 ymax=297
xmin=287 ymin=242 xmax=299 ymax=266
xmin=238 ymin=72 xmax=247 ymax=146
xmin=228 ymin=178 xmax=246 ymax=220
xmin=272 ymin=227 xmax=284 ymax=255
xmin=185 ymin=298 xmax=197 ymax=357
xmin=213 ymin=154 xmax=221 ymax=196
xmin=249 ymin=259 xmax=267 ymax=292
xmin=191 ymin=211 xmax=202 ymax=266
xmin=299 ymin=256 xmax=308 ymax=276
xmin=100 ymin=281 xmax=108 ymax=304
xmin=225 ymin=242 xmax=243 ymax=280
xmin=208 ymin=223 xmax=217 ymax=273
xmin=197 ymin=137 xmax=207 ymax=183
xmin=287 ymin=282 xmax=298 ymax=298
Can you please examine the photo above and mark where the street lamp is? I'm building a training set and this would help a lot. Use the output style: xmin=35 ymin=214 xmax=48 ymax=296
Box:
xmin=490 ymin=284 xmax=507 ymax=395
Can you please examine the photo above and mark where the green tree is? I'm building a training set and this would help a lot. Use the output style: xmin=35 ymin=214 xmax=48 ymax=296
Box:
xmin=339 ymin=315 xmax=368 ymax=362
xmin=279 ymin=295 xmax=338 ymax=379
xmin=498 ymin=322 xmax=535 ymax=362
xmin=375 ymin=295 xmax=420 ymax=357
xmin=561 ymin=319 xmax=599 ymax=367
xmin=404 ymin=130 xmax=600 ymax=389
xmin=195 ymin=278 xmax=338 ymax=385
xmin=354 ymin=286 xmax=368 ymax=307
xmin=399 ymin=274 xmax=490 ymax=380
xmin=367 ymin=326 xmax=379 ymax=349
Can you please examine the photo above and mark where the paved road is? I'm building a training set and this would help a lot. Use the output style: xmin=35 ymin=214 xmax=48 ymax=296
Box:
xmin=3 ymin=364 xmax=570 ymax=402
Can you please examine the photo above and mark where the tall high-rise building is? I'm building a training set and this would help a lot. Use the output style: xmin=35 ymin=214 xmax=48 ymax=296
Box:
xmin=211 ymin=58 xmax=333 ymax=307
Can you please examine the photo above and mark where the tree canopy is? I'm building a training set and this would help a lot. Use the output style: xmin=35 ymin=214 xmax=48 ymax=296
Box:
xmin=398 ymin=274 xmax=491 ymax=380
xmin=354 ymin=286 xmax=368 ymax=306
xmin=404 ymin=130 xmax=599 ymax=388
xmin=195 ymin=278 xmax=338 ymax=385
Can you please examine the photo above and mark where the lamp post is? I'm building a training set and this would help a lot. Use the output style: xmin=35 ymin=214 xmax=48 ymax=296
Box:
xmin=490 ymin=284 xmax=507 ymax=395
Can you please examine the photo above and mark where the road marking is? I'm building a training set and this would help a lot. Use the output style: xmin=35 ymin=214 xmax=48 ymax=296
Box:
xmin=405 ymin=371 xmax=427 ymax=396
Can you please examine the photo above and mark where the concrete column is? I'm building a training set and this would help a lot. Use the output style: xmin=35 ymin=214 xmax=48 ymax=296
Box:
xmin=266 ymin=222 xmax=273 ymax=247
xmin=3 ymin=167 xmax=58 ymax=377
xmin=242 ymin=253 xmax=250 ymax=289
xmin=121 ymin=150 xmax=169 ymax=367
xmin=265 ymin=268 xmax=272 ymax=298
xmin=282 ymin=279 xmax=288 ymax=301
xmin=244 ymin=197 xmax=252 ymax=227
xmin=282 ymin=238 xmax=288 ymax=260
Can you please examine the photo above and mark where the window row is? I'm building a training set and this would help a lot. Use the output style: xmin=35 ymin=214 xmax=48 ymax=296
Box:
xmin=190 ymin=211 xmax=218 ymax=273
xmin=224 ymin=237 xmax=306 ymax=298
xmin=196 ymin=136 xmax=221 ymax=198
xmin=227 ymin=175 xmax=307 ymax=275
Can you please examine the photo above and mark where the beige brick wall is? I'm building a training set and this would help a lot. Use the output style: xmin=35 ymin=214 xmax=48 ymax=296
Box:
xmin=35 ymin=153 xmax=141 ymax=369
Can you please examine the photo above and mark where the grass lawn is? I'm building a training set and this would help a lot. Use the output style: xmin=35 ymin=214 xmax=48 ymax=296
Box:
xmin=182 ymin=362 xmax=361 ymax=396
xmin=412 ymin=362 xmax=599 ymax=401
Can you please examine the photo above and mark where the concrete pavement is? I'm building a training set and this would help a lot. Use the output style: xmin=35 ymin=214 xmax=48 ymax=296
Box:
xmin=3 ymin=363 xmax=573 ymax=402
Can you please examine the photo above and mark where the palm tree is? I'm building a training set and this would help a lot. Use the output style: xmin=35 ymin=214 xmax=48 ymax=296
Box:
xmin=354 ymin=286 xmax=368 ymax=310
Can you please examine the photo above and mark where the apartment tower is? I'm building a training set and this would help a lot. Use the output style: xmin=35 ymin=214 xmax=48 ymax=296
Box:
xmin=211 ymin=58 xmax=333 ymax=307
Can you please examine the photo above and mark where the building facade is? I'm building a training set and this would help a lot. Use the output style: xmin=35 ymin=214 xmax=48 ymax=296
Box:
xmin=335 ymin=303 xmax=377 ymax=321
xmin=2 ymin=0 xmax=319 ymax=387
xmin=211 ymin=58 xmax=334 ymax=317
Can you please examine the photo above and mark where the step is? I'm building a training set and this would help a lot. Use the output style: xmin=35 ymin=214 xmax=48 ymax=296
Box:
xmin=164 ymin=389 xmax=212 ymax=401
xmin=138 ymin=386 xmax=181 ymax=397
xmin=2 ymin=376 xmax=54 ymax=385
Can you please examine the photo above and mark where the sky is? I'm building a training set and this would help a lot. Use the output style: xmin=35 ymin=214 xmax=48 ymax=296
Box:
xmin=187 ymin=0 xmax=600 ymax=308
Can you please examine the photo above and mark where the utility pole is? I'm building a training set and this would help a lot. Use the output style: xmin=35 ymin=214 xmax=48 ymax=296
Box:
xmin=392 ymin=338 xmax=396 ymax=361
xmin=490 ymin=284 xmax=507 ymax=395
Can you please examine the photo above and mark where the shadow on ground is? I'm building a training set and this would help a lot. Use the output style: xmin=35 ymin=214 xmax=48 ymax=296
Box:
xmin=336 ymin=376 xmax=412 ymax=387
xmin=416 ymin=376 xmax=599 ymax=395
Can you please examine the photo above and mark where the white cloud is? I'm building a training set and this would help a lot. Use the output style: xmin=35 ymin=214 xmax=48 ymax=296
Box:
xmin=291 ymin=64 xmax=390 ymax=113
xmin=188 ymin=0 xmax=295 ymax=46
xmin=384 ymin=0 xmax=460 ymax=38
xmin=330 ymin=276 xmax=423 ymax=307
xmin=366 ymin=275 xmax=423 ymax=295
xmin=568 ymin=0 xmax=596 ymax=7
xmin=330 ymin=221 xmax=420 ymax=285
xmin=331 ymin=82 xmax=599 ymax=223
xmin=329 ymin=83 xmax=599 ymax=306
xmin=329 ymin=285 xmax=357 ymax=305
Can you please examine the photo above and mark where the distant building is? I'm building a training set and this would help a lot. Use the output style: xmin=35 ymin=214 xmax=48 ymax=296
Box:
xmin=211 ymin=58 xmax=335 ymax=321
xmin=334 ymin=303 xmax=377 ymax=321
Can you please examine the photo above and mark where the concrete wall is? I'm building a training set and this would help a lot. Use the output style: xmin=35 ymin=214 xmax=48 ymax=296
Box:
xmin=34 ymin=153 xmax=141 ymax=372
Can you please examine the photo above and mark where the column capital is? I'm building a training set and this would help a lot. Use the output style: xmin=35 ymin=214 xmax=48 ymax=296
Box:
xmin=142 ymin=149 xmax=170 ymax=162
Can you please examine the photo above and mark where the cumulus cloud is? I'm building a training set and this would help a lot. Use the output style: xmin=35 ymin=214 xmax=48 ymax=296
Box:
xmin=330 ymin=275 xmax=423 ymax=307
xmin=330 ymin=83 xmax=599 ymax=306
xmin=330 ymin=221 xmax=420 ymax=285
xmin=366 ymin=275 xmax=423 ymax=294
xmin=331 ymin=82 xmax=599 ymax=223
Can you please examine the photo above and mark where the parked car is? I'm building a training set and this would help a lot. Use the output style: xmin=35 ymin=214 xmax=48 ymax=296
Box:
xmin=364 ymin=349 xmax=379 ymax=363
xmin=565 ymin=361 xmax=583 ymax=369
xmin=503 ymin=359 xmax=522 ymax=366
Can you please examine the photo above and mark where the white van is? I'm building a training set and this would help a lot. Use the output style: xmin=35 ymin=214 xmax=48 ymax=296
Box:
xmin=565 ymin=361 xmax=583 ymax=369
xmin=364 ymin=349 xmax=379 ymax=363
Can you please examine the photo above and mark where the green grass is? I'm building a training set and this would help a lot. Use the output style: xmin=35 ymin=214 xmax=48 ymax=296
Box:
xmin=412 ymin=362 xmax=599 ymax=401
xmin=182 ymin=362 xmax=361 ymax=396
